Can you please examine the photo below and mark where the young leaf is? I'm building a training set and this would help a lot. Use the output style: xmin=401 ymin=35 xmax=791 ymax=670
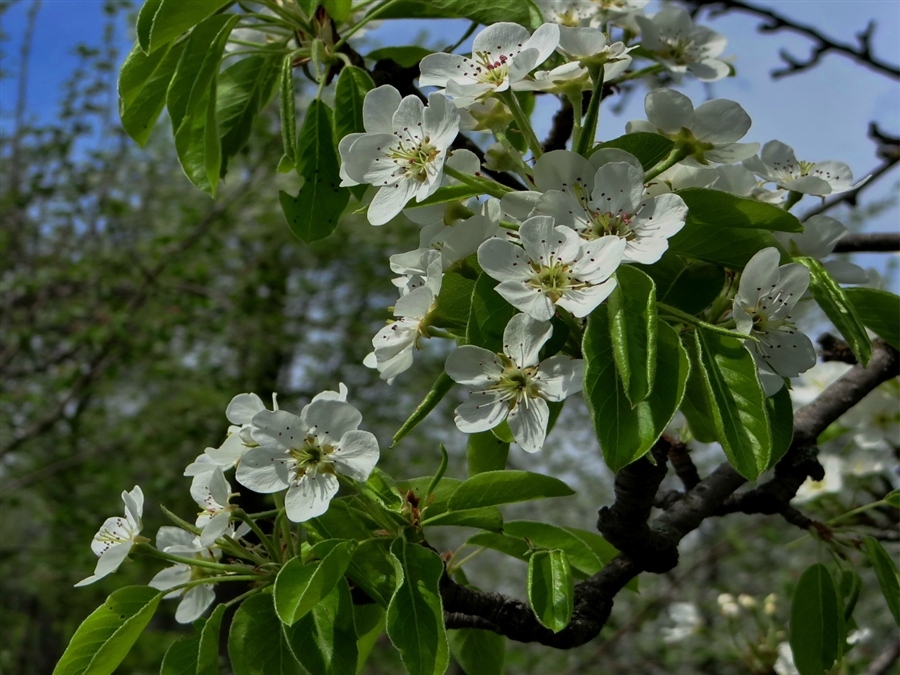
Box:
xmin=467 ymin=273 xmax=517 ymax=352
xmin=863 ymin=536 xmax=900 ymax=626
xmin=399 ymin=476 xmax=504 ymax=531
xmin=160 ymin=627 xmax=201 ymax=675
xmin=346 ymin=539 xmax=397 ymax=608
xmin=53 ymin=586 xmax=161 ymax=675
xmin=798 ymin=257 xmax=872 ymax=366
xmin=366 ymin=46 xmax=434 ymax=68
xmin=333 ymin=65 xmax=375 ymax=145
xmin=432 ymin=271 xmax=476 ymax=331
xmin=676 ymin=188 xmax=803 ymax=232
xmin=527 ymin=549 xmax=574 ymax=633
xmin=228 ymin=593 xmax=303 ymax=675
xmin=197 ymin=604 xmax=227 ymax=675
xmin=608 ymin=265 xmax=658 ymax=405
xmin=142 ymin=0 xmax=234 ymax=54
xmin=583 ymin=315 xmax=688 ymax=472
xmin=392 ymin=371 xmax=455 ymax=446
xmin=504 ymin=521 xmax=604 ymax=576
xmin=387 ymin=538 xmax=449 ymax=675
xmin=449 ymin=628 xmax=505 ymax=675
xmin=118 ymin=40 xmax=185 ymax=146
xmin=466 ymin=431 xmax=509 ymax=475
xmin=790 ymin=564 xmax=840 ymax=675
xmin=174 ymin=86 xmax=221 ymax=195
xmin=668 ymin=222 xmax=788 ymax=269
xmin=594 ymin=132 xmax=674 ymax=170
xmin=844 ymin=287 xmax=900 ymax=350
xmin=274 ymin=541 xmax=358 ymax=625
xmin=279 ymin=55 xmax=297 ymax=166
xmin=447 ymin=470 xmax=574 ymax=510
xmin=694 ymin=330 xmax=772 ymax=479
xmin=378 ymin=0 xmax=542 ymax=29
xmin=283 ymin=580 xmax=359 ymax=675
xmin=679 ymin=333 xmax=720 ymax=443
xmin=355 ymin=605 xmax=386 ymax=673
xmin=279 ymin=100 xmax=349 ymax=242
xmin=766 ymin=386 xmax=794 ymax=468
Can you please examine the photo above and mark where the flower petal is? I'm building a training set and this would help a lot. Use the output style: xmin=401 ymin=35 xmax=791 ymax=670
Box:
xmin=446 ymin=345 xmax=504 ymax=386
xmin=302 ymin=399 xmax=363 ymax=446
xmin=454 ymin=391 xmax=509 ymax=433
xmin=502 ymin=313 xmax=552 ymax=368
xmin=226 ymin=393 xmax=265 ymax=425
xmin=508 ymin=396 xmax=549 ymax=453
xmin=235 ymin=446 xmax=292 ymax=494
xmin=536 ymin=355 xmax=583 ymax=401
xmin=333 ymin=430 xmax=380 ymax=481
xmin=175 ymin=586 xmax=216 ymax=624
xmin=284 ymin=472 xmax=339 ymax=522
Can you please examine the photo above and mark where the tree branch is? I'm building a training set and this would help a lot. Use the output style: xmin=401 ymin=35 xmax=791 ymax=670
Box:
xmin=832 ymin=232 xmax=900 ymax=253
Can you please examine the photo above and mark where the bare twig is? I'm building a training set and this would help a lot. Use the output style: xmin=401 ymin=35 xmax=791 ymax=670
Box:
xmin=832 ymin=233 xmax=900 ymax=254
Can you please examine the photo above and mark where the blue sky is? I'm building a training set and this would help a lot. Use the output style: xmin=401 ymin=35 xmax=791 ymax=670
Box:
xmin=2 ymin=0 xmax=897 ymax=273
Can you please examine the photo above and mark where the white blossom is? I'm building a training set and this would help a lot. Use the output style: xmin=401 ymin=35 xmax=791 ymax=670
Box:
xmin=662 ymin=602 xmax=702 ymax=643
xmin=538 ymin=0 xmax=649 ymax=30
xmin=733 ymin=247 xmax=816 ymax=395
xmin=774 ymin=642 xmax=800 ymax=675
xmin=793 ymin=454 xmax=844 ymax=503
xmin=477 ymin=215 xmax=625 ymax=321
xmin=339 ymin=86 xmax=459 ymax=225
xmin=774 ymin=215 xmax=867 ymax=284
xmin=419 ymin=22 xmax=560 ymax=107
xmin=149 ymin=527 xmax=218 ymax=624
xmin=838 ymin=382 xmax=900 ymax=453
xmin=627 ymin=89 xmax=759 ymax=164
xmin=744 ymin=140 xmax=867 ymax=196
xmin=635 ymin=6 xmax=731 ymax=82
xmin=446 ymin=314 xmax=582 ymax=453
xmin=75 ymin=486 xmax=144 ymax=587
xmin=190 ymin=467 xmax=250 ymax=547
xmin=236 ymin=398 xmax=379 ymax=522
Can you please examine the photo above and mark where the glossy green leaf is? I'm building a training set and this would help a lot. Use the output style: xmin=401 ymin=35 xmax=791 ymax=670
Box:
xmin=160 ymin=628 xmax=201 ymax=675
xmin=595 ymin=132 xmax=674 ymax=171
xmin=197 ymin=604 xmax=226 ymax=675
xmin=845 ymin=286 xmax=900 ymax=350
xmin=799 ymin=257 xmax=872 ymax=366
xmin=279 ymin=56 xmax=297 ymax=165
xmin=766 ymin=385 xmax=794 ymax=468
xmin=679 ymin=333 xmax=719 ymax=443
xmin=280 ymin=100 xmax=349 ymax=242
xmin=505 ymin=521 xmax=604 ymax=576
xmin=448 ymin=470 xmax=574 ymax=510
xmin=885 ymin=490 xmax=900 ymax=508
xmin=275 ymin=541 xmax=358 ymax=625
xmin=527 ymin=550 xmax=574 ymax=633
xmin=583 ymin=314 xmax=688 ymax=471
xmin=140 ymin=0 xmax=234 ymax=54
xmin=399 ymin=476 xmax=504 ymax=532
xmin=864 ymin=537 xmax=900 ymax=626
xmin=677 ymin=188 xmax=803 ymax=232
xmin=53 ymin=586 xmax=161 ymax=675
xmin=387 ymin=538 xmax=449 ymax=675
xmin=229 ymin=593 xmax=302 ymax=675
xmin=466 ymin=531 xmax=532 ymax=561
xmin=668 ymin=221 xmax=788 ymax=269
xmin=393 ymin=371 xmax=455 ymax=446
xmin=355 ymin=604 xmax=385 ymax=674
xmin=346 ymin=539 xmax=397 ymax=608
xmin=466 ymin=431 xmax=509 ymax=475
xmin=449 ymin=629 xmax=505 ymax=675
xmin=432 ymin=271 xmax=476 ymax=331
xmin=378 ymin=0 xmax=542 ymax=28
xmin=283 ymin=580 xmax=359 ymax=675
xmin=790 ymin=564 xmax=840 ymax=675
xmin=636 ymin=252 xmax=726 ymax=315
xmin=609 ymin=265 xmax=657 ymax=405
xmin=323 ymin=0 xmax=353 ymax=22
xmin=118 ymin=40 xmax=185 ymax=146
xmin=174 ymin=86 xmax=221 ymax=195
xmin=333 ymin=66 xmax=374 ymax=145
xmin=366 ymin=45 xmax=434 ymax=68
xmin=217 ymin=54 xmax=280 ymax=174
xmin=695 ymin=330 xmax=771 ymax=479
xmin=467 ymin=273 xmax=517 ymax=352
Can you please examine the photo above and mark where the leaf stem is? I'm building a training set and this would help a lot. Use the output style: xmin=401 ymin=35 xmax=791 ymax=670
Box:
xmin=657 ymin=302 xmax=759 ymax=342
xmin=234 ymin=508 xmax=281 ymax=562
xmin=574 ymin=65 xmax=604 ymax=157
xmin=499 ymin=91 xmax=543 ymax=159
xmin=133 ymin=543 xmax=257 ymax=574
xmin=644 ymin=145 xmax=692 ymax=181
xmin=443 ymin=165 xmax=512 ymax=199
xmin=333 ymin=0 xmax=404 ymax=51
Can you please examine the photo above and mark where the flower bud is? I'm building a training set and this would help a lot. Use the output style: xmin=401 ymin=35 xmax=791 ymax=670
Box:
xmin=738 ymin=594 xmax=757 ymax=609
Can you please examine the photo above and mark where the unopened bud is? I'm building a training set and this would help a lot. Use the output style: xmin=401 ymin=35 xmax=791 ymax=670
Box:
xmin=738 ymin=594 xmax=757 ymax=609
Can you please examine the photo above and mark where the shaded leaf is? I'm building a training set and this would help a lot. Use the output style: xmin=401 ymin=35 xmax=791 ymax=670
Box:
xmin=118 ymin=40 xmax=185 ymax=146
xmin=228 ymin=594 xmax=302 ymax=675
xmin=595 ymin=132 xmax=674 ymax=171
xmin=844 ymin=287 xmax=900 ymax=350
xmin=448 ymin=470 xmax=574 ymax=510
xmin=283 ymin=580 xmax=359 ymax=675
xmin=527 ymin=550 xmax=573 ymax=633
xmin=608 ymin=265 xmax=657 ymax=405
xmin=790 ymin=564 xmax=840 ymax=675
xmin=676 ymin=188 xmax=803 ymax=232
xmin=449 ymin=628 xmax=504 ymax=675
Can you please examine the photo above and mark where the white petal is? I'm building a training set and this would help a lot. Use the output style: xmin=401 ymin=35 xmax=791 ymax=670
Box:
xmin=473 ymin=22 xmax=532 ymax=58
xmin=395 ymin=285 xmax=435 ymax=320
xmin=332 ymin=430 xmax=380 ymax=481
xmin=533 ymin=150 xmax=594 ymax=194
xmin=536 ymin=355 xmax=583 ymax=401
xmin=522 ymin=23 xmax=560 ymax=65
xmin=558 ymin=281 xmax=618 ymax=318
xmin=518 ymin=216 xmax=560 ymax=265
xmin=591 ymin=162 xmax=644 ymax=215
xmin=572 ymin=236 xmax=625 ymax=284
xmin=205 ymin=432 xmax=247 ymax=468
xmin=226 ymin=393 xmax=265 ymax=425
xmin=249 ymin=410 xmax=304 ymax=450
xmin=200 ymin=512 xmax=231 ymax=548
xmin=446 ymin=345 xmax=504 ymax=386
xmin=495 ymin=280 xmax=555 ymax=322
xmin=502 ymin=313 xmax=553 ymax=368
xmin=175 ymin=586 xmax=216 ymax=624
xmin=363 ymin=85 xmax=402 ymax=133
xmin=454 ymin=391 xmax=509 ymax=433
xmin=423 ymin=92 xmax=460 ymax=150
xmin=157 ymin=525 xmax=195 ymax=551
xmin=284 ymin=472 xmax=339 ymax=522
xmin=644 ymin=89 xmax=694 ymax=134
xmin=87 ymin=543 xmax=132 ymax=582
xmin=508 ymin=397 xmax=549 ymax=453
xmin=190 ymin=467 xmax=229 ymax=510
xmin=150 ymin=564 xmax=191 ymax=593
xmin=369 ymin=181 xmax=418 ymax=226
xmin=123 ymin=486 xmax=144 ymax=524
xmin=301 ymin=399 xmax=363 ymax=446
xmin=692 ymin=99 xmax=751 ymax=144
xmin=235 ymin=447 xmax=292 ymax=494
xmin=418 ymin=52 xmax=469 ymax=88
xmin=477 ymin=237 xmax=531 ymax=283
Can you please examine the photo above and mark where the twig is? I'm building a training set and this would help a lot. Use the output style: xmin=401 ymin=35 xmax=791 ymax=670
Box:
xmin=832 ymin=233 xmax=900 ymax=254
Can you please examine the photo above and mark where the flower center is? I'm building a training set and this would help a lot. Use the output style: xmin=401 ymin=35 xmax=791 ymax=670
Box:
xmin=390 ymin=137 xmax=439 ymax=183
xmin=288 ymin=436 xmax=336 ymax=480
xmin=657 ymin=37 xmax=696 ymax=64
xmin=472 ymin=51 xmax=511 ymax=85
xmin=529 ymin=260 xmax=573 ymax=302
xmin=493 ymin=358 xmax=542 ymax=406
xmin=586 ymin=211 xmax=635 ymax=240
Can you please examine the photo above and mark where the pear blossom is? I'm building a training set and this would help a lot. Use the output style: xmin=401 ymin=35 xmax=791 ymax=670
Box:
xmin=236 ymin=398 xmax=379 ymax=522
xmin=339 ymin=86 xmax=459 ymax=225
xmin=733 ymin=248 xmax=817 ymax=395
xmin=838 ymin=382 xmax=900 ymax=453
xmin=627 ymin=89 xmax=759 ymax=164
xmin=774 ymin=642 xmax=800 ymax=675
xmin=793 ymin=454 xmax=845 ymax=503
xmin=717 ymin=593 xmax=740 ymax=617
xmin=402 ymin=149 xmax=481 ymax=227
xmin=367 ymin=249 xmax=442 ymax=381
xmin=635 ymin=6 xmax=731 ymax=82
xmin=446 ymin=314 xmax=582 ymax=452
xmin=190 ymin=467 xmax=250 ymax=547
xmin=75 ymin=486 xmax=144 ymax=587
xmin=744 ymin=140 xmax=867 ymax=196
xmin=149 ymin=527 xmax=218 ymax=623
xmin=418 ymin=22 xmax=560 ymax=107
xmin=711 ymin=164 xmax=786 ymax=204
xmin=774 ymin=214 xmax=867 ymax=284
xmin=538 ymin=0 xmax=648 ymax=30
xmin=478 ymin=215 xmax=625 ymax=321
xmin=662 ymin=602 xmax=702 ymax=643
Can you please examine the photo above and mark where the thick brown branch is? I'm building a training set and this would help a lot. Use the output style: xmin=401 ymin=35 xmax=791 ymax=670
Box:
xmin=832 ymin=232 xmax=900 ymax=253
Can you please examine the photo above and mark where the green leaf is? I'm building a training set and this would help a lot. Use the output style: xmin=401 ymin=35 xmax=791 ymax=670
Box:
xmin=798 ymin=257 xmax=872 ymax=366
xmin=885 ymin=490 xmax=900 ymax=508
xmin=393 ymin=371 xmax=455 ymax=446
xmin=280 ymin=100 xmax=349 ymax=242
xmin=449 ymin=629 xmax=505 ymax=675
xmin=790 ymin=564 xmax=840 ymax=675
xmin=118 ymin=40 xmax=185 ymax=146
xmin=447 ymin=470 xmax=574 ymax=510
xmin=668 ymin=222 xmax=788 ymax=269
xmin=274 ymin=541 xmax=358 ymax=625
xmin=355 ymin=605 xmax=386 ymax=674
xmin=387 ymin=538 xmax=449 ymax=675
xmin=346 ymin=539 xmax=397 ymax=608
xmin=174 ymin=86 xmax=221 ymax=195
xmin=366 ymin=46 xmax=434 ymax=68
xmin=679 ymin=333 xmax=720 ymax=443
xmin=466 ymin=431 xmax=509 ymax=475
xmin=527 ymin=550 xmax=574 ymax=633
xmin=197 ymin=604 xmax=226 ymax=675
xmin=324 ymin=0 xmax=353 ymax=22
xmin=583 ymin=315 xmax=688 ymax=471
xmin=467 ymin=273 xmax=517 ymax=352
xmin=432 ymin=271 xmax=476 ymax=331
xmin=283 ymin=580 xmax=359 ymax=675
xmin=279 ymin=56 xmax=297 ymax=166
xmin=845 ymin=287 xmax=900 ymax=349
xmin=399 ymin=476 xmax=503 ymax=532
xmin=378 ymin=0 xmax=542 ymax=29
xmin=636 ymin=252 xmax=726 ymax=316
xmin=595 ymin=132 xmax=674 ymax=171
xmin=53 ymin=586 xmax=161 ymax=675
xmin=694 ymin=330 xmax=771 ymax=480
xmin=333 ymin=65 xmax=375 ymax=145
xmin=766 ymin=385 xmax=793 ymax=468
xmin=863 ymin=537 xmax=900 ymax=626
xmin=217 ymin=54 xmax=280 ymax=174
xmin=166 ymin=14 xmax=238 ymax=134
xmin=142 ymin=0 xmax=234 ymax=54
xmin=676 ymin=188 xmax=803 ymax=232
xmin=161 ymin=629 xmax=201 ymax=675
xmin=504 ymin=521 xmax=604 ymax=576
xmin=608 ymin=265 xmax=658 ymax=405
xmin=466 ymin=531 xmax=531 ymax=561
xmin=229 ymin=593 xmax=302 ymax=675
